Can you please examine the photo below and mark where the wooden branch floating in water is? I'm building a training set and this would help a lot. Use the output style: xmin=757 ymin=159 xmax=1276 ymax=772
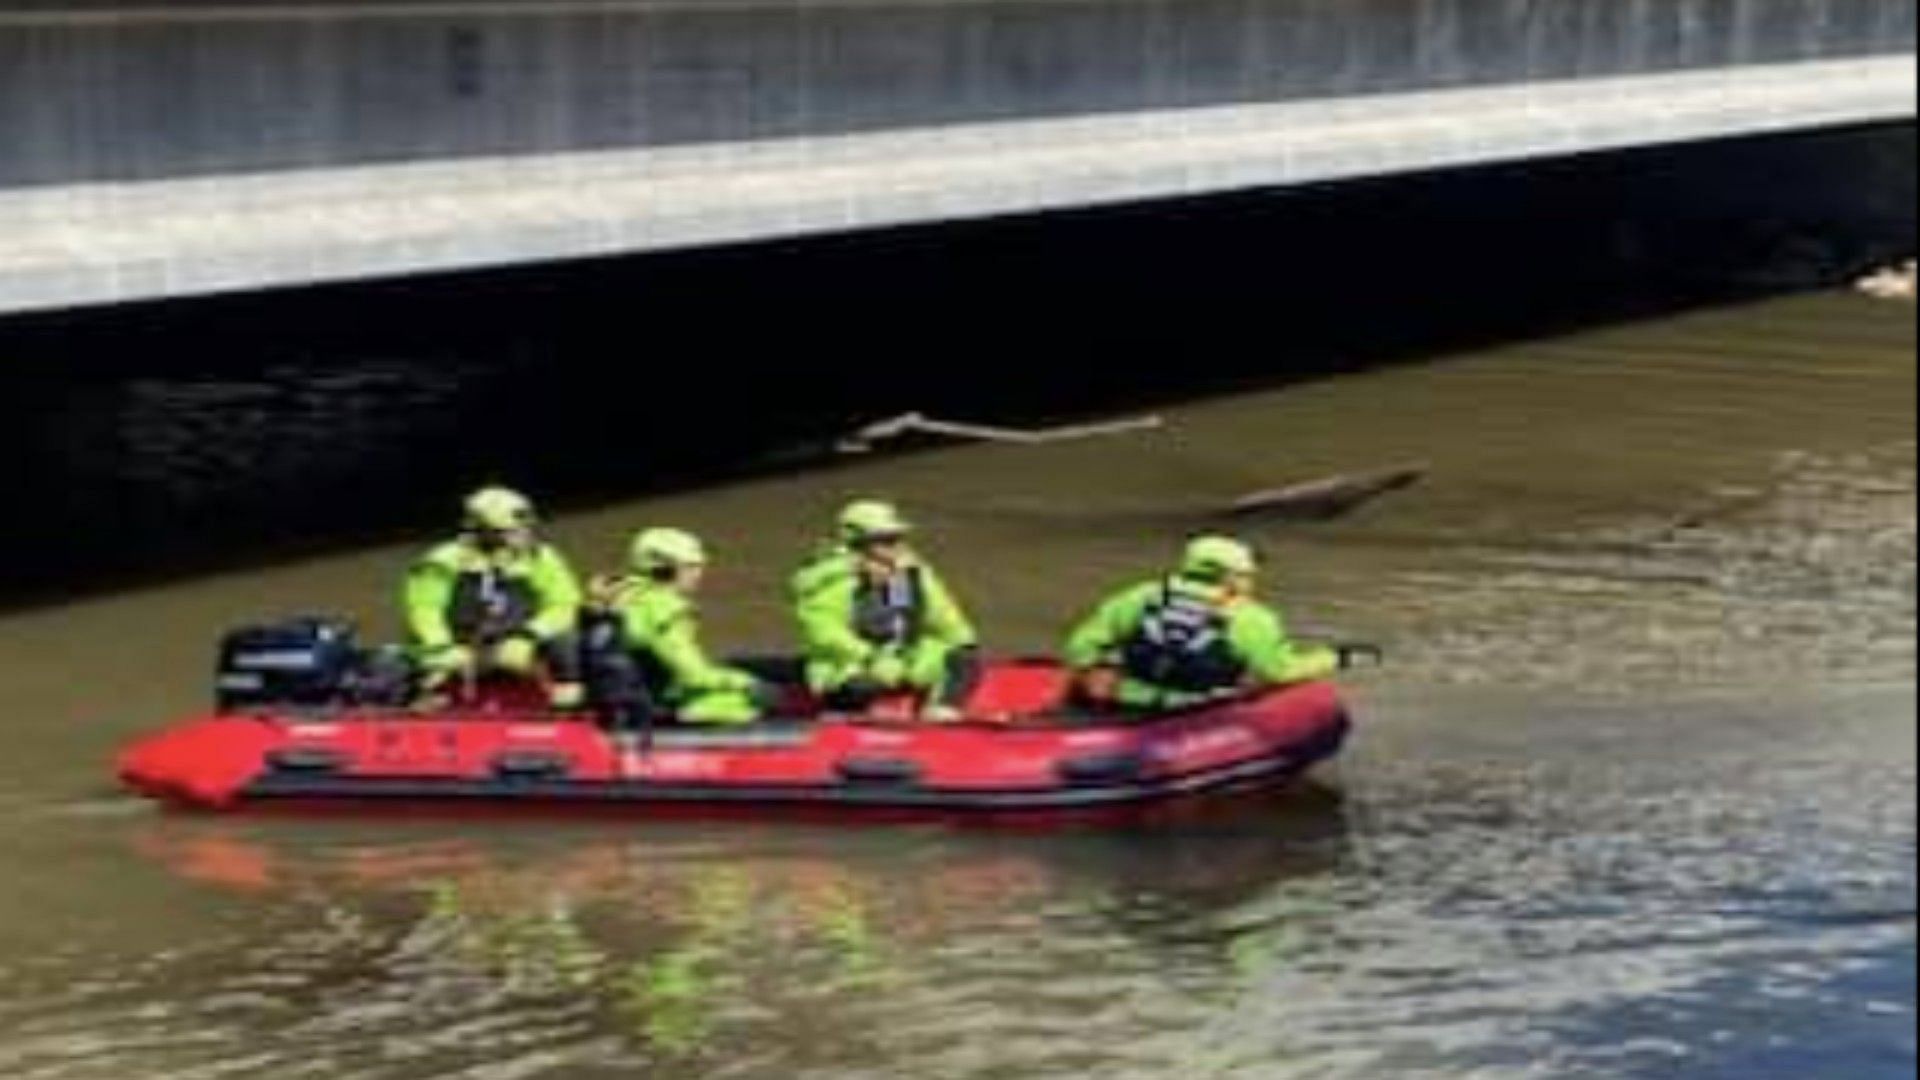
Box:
xmin=837 ymin=412 xmax=1165 ymax=454
xmin=1225 ymin=463 xmax=1430 ymax=522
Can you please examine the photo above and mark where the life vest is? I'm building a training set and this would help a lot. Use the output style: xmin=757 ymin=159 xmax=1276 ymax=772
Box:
xmin=1119 ymin=580 xmax=1248 ymax=694
xmin=572 ymin=579 xmax=663 ymax=716
xmin=853 ymin=566 xmax=927 ymax=648
xmin=446 ymin=550 xmax=544 ymax=644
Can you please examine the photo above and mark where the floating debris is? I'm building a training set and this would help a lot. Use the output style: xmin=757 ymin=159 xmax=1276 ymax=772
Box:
xmin=836 ymin=412 xmax=1165 ymax=454
xmin=1856 ymin=258 xmax=1917 ymax=301
xmin=1224 ymin=464 xmax=1430 ymax=522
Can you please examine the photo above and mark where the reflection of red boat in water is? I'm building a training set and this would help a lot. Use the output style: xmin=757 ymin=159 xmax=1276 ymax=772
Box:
xmin=118 ymin=660 xmax=1351 ymax=815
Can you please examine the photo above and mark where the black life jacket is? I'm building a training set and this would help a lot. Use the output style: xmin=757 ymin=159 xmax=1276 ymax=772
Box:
xmin=577 ymin=599 xmax=669 ymax=716
xmin=447 ymin=564 xmax=540 ymax=645
xmin=1119 ymin=580 xmax=1248 ymax=694
xmin=853 ymin=567 xmax=927 ymax=648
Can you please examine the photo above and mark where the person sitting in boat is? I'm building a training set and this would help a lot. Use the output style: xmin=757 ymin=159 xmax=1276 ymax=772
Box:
xmin=603 ymin=528 xmax=772 ymax=726
xmin=791 ymin=500 xmax=982 ymax=723
xmin=1065 ymin=535 xmax=1338 ymax=711
xmin=402 ymin=486 xmax=586 ymax=709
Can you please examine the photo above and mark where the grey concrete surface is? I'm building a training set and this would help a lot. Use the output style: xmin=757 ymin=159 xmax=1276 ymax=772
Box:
xmin=0 ymin=0 xmax=1914 ymax=312
xmin=4 ymin=0 xmax=1913 ymax=187
xmin=0 ymin=56 xmax=1910 ymax=315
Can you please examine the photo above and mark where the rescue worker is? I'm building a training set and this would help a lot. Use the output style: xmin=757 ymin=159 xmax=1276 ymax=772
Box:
xmin=608 ymin=528 xmax=771 ymax=726
xmin=792 ymin=500 xmax=982 ymax=722
xmin=1065 ymin=535 xmax=1339 ymax=711
xmin=402 ymin=486 xmax=586 ymax=708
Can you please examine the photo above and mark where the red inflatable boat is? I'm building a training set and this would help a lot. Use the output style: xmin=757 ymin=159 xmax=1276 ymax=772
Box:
xmin=117 ymin=661 xmax=1351 ymax=814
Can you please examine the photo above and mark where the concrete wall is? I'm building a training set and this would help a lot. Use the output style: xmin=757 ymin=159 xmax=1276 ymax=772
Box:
xmin=2 ymin=0 xmax=1915 ymax=188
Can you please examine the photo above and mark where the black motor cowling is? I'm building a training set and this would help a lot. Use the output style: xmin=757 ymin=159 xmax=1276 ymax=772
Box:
xmin=216 ymin=618 xmax=363 ymax=711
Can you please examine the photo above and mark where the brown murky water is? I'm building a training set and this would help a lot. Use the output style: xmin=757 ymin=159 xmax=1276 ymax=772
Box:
xmin=0 ymin=290 xmax=1912 ymax=1079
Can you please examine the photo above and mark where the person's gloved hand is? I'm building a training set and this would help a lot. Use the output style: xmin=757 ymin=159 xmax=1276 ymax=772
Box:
xmin=548 ymin=682 xmax=587 ymax=710
xmin=868 ymin=652 xmax=910 ymax=687
xmin=494 ymin=635 xmax=541 ymax=675
xmin=587 ymin=573 xmax=629 ymax=609
xmin=424 ymin=643 xmax=477 ymax=675
xmin=419 ymin=644 xmax=476 ymax=690
xmin=1079 ymin=667 xmax=1122 ymax=704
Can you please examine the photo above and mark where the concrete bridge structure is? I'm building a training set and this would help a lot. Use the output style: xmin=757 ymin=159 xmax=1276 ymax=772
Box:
xmin=0 ymin=0 xmax=1913 ymax=315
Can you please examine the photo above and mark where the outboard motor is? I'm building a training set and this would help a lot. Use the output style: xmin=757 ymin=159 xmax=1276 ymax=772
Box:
xmin=216 ymin=618 xmax=363 ymax=711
